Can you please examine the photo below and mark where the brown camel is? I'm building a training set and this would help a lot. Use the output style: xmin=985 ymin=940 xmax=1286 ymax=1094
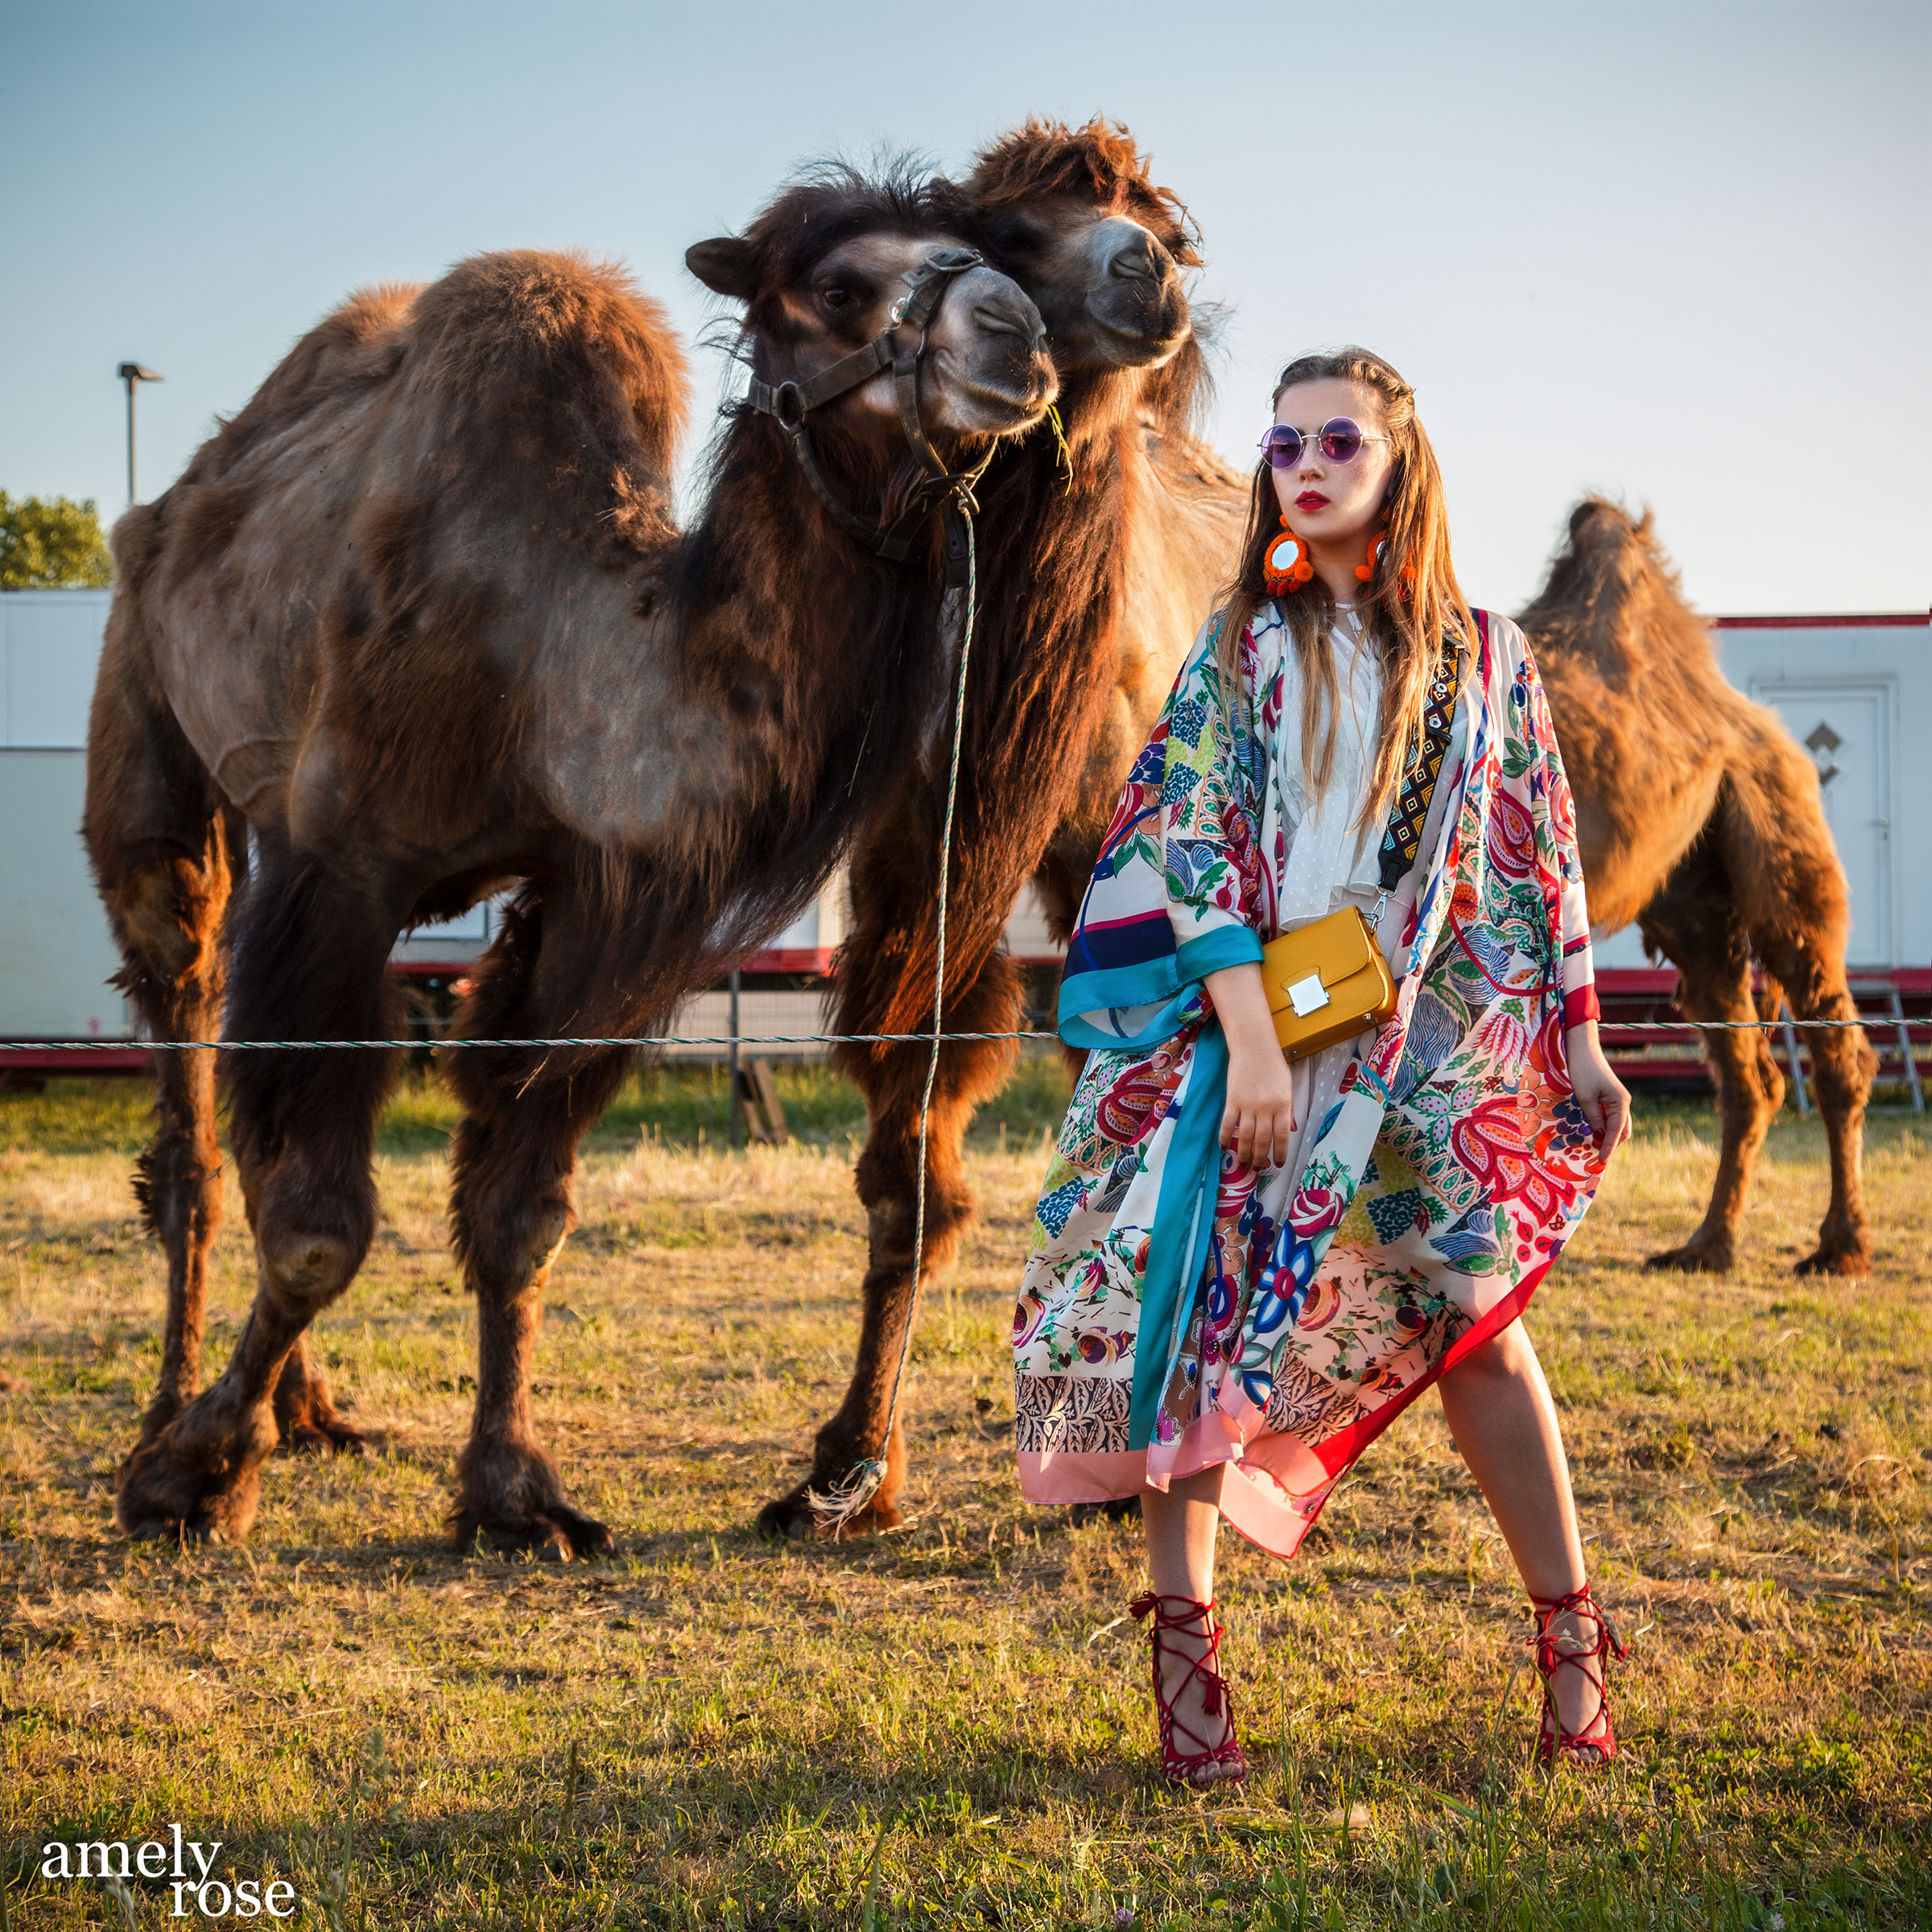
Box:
xmin=762 ymin=133 xmax=1873 ymax=1532
xmin=757 ymin=121 xmax=1249 ymax=1535
xmin=1521 ymin=499 xmax=1875 ymax=1278
xmin=86 ymin=166 xmax=1059 ymax=1552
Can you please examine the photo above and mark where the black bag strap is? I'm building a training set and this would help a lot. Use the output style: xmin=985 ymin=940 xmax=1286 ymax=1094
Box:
xmin=1213 ymin=605 xmax=1470 ymax=896
xmin=1375 ymin=629 xmax=1466 ymax=894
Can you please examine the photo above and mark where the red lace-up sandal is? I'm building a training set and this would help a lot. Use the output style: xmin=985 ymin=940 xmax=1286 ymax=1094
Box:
xmin=1528 ymin=1583 xmax=1628 ymax=1769
xmin=1129 ymin=1591 xmax=1248 ymax=1788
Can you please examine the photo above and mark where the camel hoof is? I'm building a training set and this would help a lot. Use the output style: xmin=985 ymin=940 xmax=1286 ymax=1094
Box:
xmin=754 ymin=1480 xmax=902 ymax=1541
xmin=115 ymin=1434 xmax=265 ymax=1547
xmin=455 ymin=1501 xmax=613 ymax=1562
xmin=1644 ymin=1241 xmax=1732 ymax=1275
xmin=1070 ymin=1496 xmax=1142 ymax=1527
xmin=283 ymin=1415 xmax=372 ymax=1459
xmin=754 ymin=1483 xmax=817 ymax=1540
xmin=1794 ymin=1244 xmax=1872 ymax=1278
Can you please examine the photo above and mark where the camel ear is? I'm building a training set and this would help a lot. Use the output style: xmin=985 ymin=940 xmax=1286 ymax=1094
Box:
xmin=686 ymin=237 xmax=758 ymax=302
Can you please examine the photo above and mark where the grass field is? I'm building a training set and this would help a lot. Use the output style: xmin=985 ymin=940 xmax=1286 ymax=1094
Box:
xmin=2 ymin=1062 xmax=1928 ymax=1930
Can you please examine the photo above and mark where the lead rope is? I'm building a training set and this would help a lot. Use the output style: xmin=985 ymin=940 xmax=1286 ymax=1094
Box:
xmin=807 ymin=510 xmax=978 ymax=1532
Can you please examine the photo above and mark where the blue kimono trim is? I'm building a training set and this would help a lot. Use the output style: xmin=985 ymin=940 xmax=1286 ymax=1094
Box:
xmin=1058 ymin=926 xmax=1264 ymax=1051
xmin=1128 ymin=1021 xmax=1230 ymax=1452
xmin=1065 ymin=907 xmax=1175 ymax=977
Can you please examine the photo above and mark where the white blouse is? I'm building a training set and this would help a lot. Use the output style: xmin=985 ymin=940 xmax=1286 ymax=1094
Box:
xmin=1249 ymin=602 xmax=1459 ymax=1178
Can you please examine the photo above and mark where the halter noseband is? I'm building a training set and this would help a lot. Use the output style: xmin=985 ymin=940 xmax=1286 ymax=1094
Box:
xmin=745 ymin=247 xmax=993 ymax=585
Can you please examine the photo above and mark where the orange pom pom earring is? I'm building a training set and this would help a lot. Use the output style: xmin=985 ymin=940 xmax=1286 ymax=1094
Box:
xmin=1263 ymin=520 xmax=1314 ymax=596
xmin=1355 ymin=527 xmax=1417 ymax=598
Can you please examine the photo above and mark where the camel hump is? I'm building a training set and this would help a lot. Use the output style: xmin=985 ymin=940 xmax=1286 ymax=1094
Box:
xmin=205 ymin=283 xmax=423 ymax=464
xmin=1517 ymin=494 xmax=1730 ymax=691
xmin=402 ymin=250 xmax=691 ymax=485
xmin=1141 ymin=416 xmax=1246 ymax=494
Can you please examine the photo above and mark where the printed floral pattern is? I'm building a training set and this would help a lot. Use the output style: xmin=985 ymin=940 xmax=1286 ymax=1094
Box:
xmin=1013 ymin=605 xmax=1604 ymax=1554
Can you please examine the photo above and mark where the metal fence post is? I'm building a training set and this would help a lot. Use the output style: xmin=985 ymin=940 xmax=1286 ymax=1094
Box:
xmin=727 ymin=967 xmax=742 ymax=1150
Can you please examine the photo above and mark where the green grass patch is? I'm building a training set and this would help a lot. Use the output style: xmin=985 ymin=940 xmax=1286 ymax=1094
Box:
xmin=2 ymin=1084 xmax=1927 ymax=1926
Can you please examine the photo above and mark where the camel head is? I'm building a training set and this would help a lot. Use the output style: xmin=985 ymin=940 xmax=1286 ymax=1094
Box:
xmin=687 ymin=165 xmax=1056 ymax=448
xmin=950 ymin=118 xmax=1198 ymax=374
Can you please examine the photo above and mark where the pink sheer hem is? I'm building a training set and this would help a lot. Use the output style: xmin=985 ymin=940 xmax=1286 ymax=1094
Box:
xmin=1017 ymin=1398 xmax=1337 ymax=1559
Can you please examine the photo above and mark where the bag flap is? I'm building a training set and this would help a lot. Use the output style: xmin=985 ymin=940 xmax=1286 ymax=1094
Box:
xmin=1261 ymin=909 xmax=1380 ymax=1015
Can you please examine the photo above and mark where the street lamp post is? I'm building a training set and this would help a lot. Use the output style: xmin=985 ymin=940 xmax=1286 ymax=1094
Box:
xmin=118 ymin=363 xmax=163 ymax=505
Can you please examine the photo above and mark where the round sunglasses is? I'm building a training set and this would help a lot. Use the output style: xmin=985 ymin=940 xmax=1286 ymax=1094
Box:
xmin=1259 ymin=417 xmax=1389 ymax=469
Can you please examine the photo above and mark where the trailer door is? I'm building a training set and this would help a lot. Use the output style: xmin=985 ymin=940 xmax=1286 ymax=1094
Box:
xmin=1749 ymin=679 xmax=1897 ymax=968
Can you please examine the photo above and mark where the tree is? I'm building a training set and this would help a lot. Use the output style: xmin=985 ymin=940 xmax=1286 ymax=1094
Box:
xmin=0 ymin=493 xmax=113 ymax=589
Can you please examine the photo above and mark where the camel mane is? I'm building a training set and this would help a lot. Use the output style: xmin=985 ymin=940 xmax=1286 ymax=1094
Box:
xmin=965 ymin=116 xmax=1201 ymax=266
xmin=728 ymin=160 xmax=943 ymax=324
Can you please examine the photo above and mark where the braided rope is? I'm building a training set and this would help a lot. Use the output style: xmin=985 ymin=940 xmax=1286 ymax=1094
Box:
xmin=806 ymin=511 xmax=981 ymax=1530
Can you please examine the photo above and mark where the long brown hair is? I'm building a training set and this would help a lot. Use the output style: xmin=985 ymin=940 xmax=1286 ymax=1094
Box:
xmin=1216 ymin=348 xmax=1475 ymax=828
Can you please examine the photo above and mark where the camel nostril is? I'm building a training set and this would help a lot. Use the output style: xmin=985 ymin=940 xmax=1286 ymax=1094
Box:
xmin=1107 ymin=235 xmax=1172 ymax=283
xmin=971 ymin=299 xmax=1038 ymax=340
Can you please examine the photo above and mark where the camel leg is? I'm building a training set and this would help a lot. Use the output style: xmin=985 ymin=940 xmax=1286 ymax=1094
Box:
xmin=102 ymin=849 xmax=235 ymax=1446
xmin=1638 ymin=848 xmax=1784 ymax=1275
xmin=1728 ymin=807 xmax=1876 ymax=1278
xmin=1760 ymin=953 xmax=1874 ymax=1276
xmin=758 ymin=834 xmax=1027 ymax=1538
xmin=446 ymin=898 xmax=627 ymax=1559
xmin=84 ymin=650 xmax=242 ymax=1450
xmin=114 ymin=861 xmax=403 ymax=1542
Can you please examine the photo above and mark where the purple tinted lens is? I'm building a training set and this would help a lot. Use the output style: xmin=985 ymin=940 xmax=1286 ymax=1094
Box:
xmin=1262 ymin=426 xmax=1304 ymax=469
xmin=1319 ymin=419 xmax=1364 ymax=462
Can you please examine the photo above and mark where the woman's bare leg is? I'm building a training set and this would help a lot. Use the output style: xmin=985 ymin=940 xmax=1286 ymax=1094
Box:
xmin=1139 ymin=1464 xmax=1241 ymax=1779
xmin=1437 ymin=1319 xmax=1600 ymax=1735
xmin=1143 ymin=1463 xmax=1224 ymax=1600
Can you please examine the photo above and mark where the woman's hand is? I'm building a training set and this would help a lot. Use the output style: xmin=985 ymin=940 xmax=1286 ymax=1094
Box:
xmin=1566 ymin=1019 xmax=1632 ymax=1160
xmin=1203 ymin=963 xmax=1298 ymax=1169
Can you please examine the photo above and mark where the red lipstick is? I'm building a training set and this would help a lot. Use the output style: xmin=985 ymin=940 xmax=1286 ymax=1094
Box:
xmin=1295 ymin=491 xmax=1329 ymax=509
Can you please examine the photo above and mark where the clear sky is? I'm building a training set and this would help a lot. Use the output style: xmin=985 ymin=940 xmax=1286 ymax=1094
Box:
xmin=2 ymin=0 xmax=1926 ymax=616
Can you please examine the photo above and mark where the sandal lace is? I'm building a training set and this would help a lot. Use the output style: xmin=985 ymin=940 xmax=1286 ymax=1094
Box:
xmin=1129 ymin=1591 xmax=1248 ymax=1789
xmin=1528 ymin=1583 xmax=1627 ymax=1769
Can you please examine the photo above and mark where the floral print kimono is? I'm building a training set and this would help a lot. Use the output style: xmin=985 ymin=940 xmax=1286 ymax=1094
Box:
xmin=1013 ymin=601 xmax=1606 ymax=1557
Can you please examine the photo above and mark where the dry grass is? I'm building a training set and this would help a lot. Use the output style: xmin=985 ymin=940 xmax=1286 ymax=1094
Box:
xmin=2 ymin=1067 xmax=1928 ymax=1929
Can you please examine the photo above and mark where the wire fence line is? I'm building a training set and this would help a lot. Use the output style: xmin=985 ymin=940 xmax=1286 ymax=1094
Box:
xmin=0 ymin=1017 xmax=1903 ymax=1053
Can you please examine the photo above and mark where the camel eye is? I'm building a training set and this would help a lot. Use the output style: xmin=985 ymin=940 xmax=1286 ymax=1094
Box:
xmin=822 ymin=286 xmax=852 ymax=309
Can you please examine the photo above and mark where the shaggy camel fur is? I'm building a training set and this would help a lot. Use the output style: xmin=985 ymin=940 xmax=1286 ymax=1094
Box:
xmin=86 ymin=170 xmax=1057 ymax=1553
xmin=1521 ymin=499 xmax=1874 ymax=1277
xmin=762 ymin=137 xmax=1873 ymax=1532
xmin=757 ymin=121 xmax=1249 ymax=1535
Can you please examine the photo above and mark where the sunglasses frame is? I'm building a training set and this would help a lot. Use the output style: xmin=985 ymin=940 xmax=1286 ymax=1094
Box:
xmin=1258 ymin=417 xmax=1391 ymax=470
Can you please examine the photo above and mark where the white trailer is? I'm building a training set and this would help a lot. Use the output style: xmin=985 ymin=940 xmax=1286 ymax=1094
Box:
xmin=1591 ymin=613 xmax=1930 ymax=972
xmin=0 ymin=592 xmax=1026 ymax=1066
xmin=0 ymin=591 xmax=131 ymax=1060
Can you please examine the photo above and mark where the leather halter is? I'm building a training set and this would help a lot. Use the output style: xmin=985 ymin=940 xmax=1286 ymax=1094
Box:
xmin=745 ymin=247 xmax=993 ymax=586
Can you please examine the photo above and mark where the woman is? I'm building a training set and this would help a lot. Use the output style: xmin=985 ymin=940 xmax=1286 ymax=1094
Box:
xmin=1013 ymin=349 xmax=1633 ymax=1785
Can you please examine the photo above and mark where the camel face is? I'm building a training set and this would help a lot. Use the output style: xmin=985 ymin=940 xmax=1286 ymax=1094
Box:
xmin=984 ymin=204 xmax=1190 ymax=371
xmin=690 ymin=225 xmax=1055 ymax=443
xmin=953 ymin=118 xmax=1200 ymax=378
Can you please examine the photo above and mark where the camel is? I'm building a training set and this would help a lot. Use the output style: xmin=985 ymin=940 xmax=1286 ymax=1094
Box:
xmin=755 ymin=121 xmax=1249 ymax=1535
xmin=1521 ymin=499 xmax=1875 ymax=1278
xmin=85 ymin=165 xmax=1059 ymax=1553
xmin=759 ymin=131 xmax=1873 ymax=1534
